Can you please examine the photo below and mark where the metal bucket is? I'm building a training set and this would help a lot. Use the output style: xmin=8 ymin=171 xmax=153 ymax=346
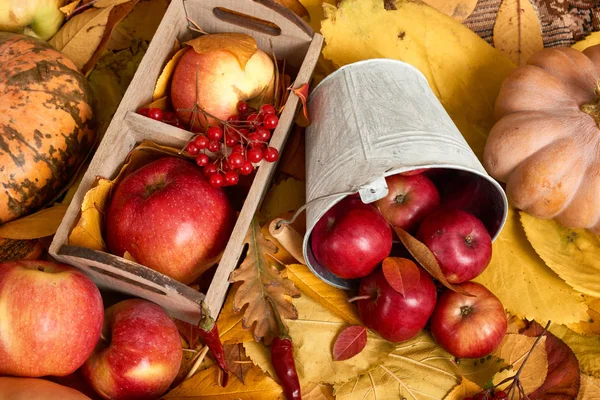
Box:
xmin=303 ymin=59 xmax=508 ymax=290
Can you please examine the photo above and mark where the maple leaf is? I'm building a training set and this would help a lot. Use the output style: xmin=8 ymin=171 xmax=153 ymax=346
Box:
xmin=229 ymin=219 xmax=300 ymax=343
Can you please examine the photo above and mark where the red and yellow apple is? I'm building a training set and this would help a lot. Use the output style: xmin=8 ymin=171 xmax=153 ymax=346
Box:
xmin=82 ymin=299 xmax=182 ymax=400
xmin=106 ymin=157 xmax=236 ymax=284
xmin=171 ymin=34 xmax=274 ymax=128
xmin=0 ymin=377 xmax=91 ymax=400
xmin=0 ymin=261 xmax=103 ymax=377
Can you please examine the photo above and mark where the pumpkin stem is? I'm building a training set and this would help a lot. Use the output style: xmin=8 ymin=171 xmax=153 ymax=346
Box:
xmin=581 ymin=80 xmax=600 ymax=128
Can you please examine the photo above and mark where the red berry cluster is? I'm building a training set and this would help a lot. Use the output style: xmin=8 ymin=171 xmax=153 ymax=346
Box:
xmin=138 ymin=107 xmax=184 ymax=128
xmin=184 ymin=101 xmax=280 ymax=188
xmin=465 ymin=389 xmax=507 ymax=400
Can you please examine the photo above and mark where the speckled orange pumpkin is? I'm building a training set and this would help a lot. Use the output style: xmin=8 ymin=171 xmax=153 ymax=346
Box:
xmin=484 ymin=44 xmax=600 ymax=232
xmin=0 ymin=32 xmax=94 ymax=224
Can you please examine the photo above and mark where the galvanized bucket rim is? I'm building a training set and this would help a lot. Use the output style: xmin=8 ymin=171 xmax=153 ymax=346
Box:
xmin=309 ymin=58 xmax=429 ymax=101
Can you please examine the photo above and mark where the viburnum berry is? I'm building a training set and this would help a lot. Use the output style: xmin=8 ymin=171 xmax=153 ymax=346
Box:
xmin=228 ymin=152 xmax=245 ymax=168
xmin=238 ymin=160 xmax=254 ymax=175
xmin=494 ymin=391 xmax=507 ymax=399
xmin=163 ymin=111 xmax=176 ymax=122
xmin=247 ymin=147 xmax=263 ymax=163
xmin=194 ymin=135 xmax=209 ymax=149
xmin=207 ymin=140 xmax=220 ymax=153
xmin=203 ymin=163 xmax=218 ymax=176
xmin=224 ymin=171 xmax=239 ymax=186
xmin=232 ymin=144 xmax=245 ymax=154
xmin=137 ymin=107 xmax=150 ymax=116
xmin=186 ymin=142 xmax=200 ymax=155
xmin=246 ymin=113 xmax=260 ymax=124
xmin=148 ymin=108 xmax=163 ymax=121
xmin=209 ymin=173 xmax=224 ymax=188
xmin=206 ymin=126 xmax=223 ymax=141
xmin=237 ymin=101 xmax=249 ymax=114
xmin=195 ymin=153 xmax=209 ymax=167
xmin=248 ymin=132 xmax=261 ymax=143
xmin=263 ymin=114 xmax=279 ymax=130
xmin=263 ymin=147 xmax=279 ymax=162
xmin=256 ymin=127 xmax=271 ymax=142
xmin=225 ymin=135 xmax=238 ymax=147
xmin=260 ymin=104 xmax=276 ymax=116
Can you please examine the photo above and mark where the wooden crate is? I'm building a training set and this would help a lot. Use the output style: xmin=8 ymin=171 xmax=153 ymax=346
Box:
xmin=49 ymin=0 xmax=323 ymax=324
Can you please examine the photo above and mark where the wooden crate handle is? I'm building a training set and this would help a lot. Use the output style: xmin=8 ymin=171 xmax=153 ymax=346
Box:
xmin=184 ymin=0 xmax=313 ymax=44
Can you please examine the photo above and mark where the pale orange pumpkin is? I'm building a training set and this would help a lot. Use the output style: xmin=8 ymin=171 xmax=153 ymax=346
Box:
xmin=483 ymin=44 xmax=600 ymax=232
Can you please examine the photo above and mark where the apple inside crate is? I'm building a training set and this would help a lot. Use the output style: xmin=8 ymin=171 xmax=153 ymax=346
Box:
xmin=49 ymin=0 xmax=323 ymax=324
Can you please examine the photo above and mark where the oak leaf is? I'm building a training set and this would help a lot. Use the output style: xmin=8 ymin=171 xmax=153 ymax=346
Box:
xmin=491 ymin=334 xmax=548 ymax=394
xmin=185 ymin=33 xmax=258 ymax=70
xmin=50 ymin=7 xmax=115 ymax=70
xmin=549 ymin=324 xmax=600 ymax=379
xmin=578 ymin=374 xmax=600 ymax=400
xmin=165 ymin=364 xmax=283 ymax=400
xmin=244 ymin=295 xmax=395 ymax=386
xmin=493 ymin=0 xmax=544 ymax=65
xmin=521 ymin=212 xmax=600 ymax=297
xmin=423 ymin=0 xmax=478 ymax=22
xmin=474 ymin=206 xmax=588 ymax=325
xmin=229 ymin=219 xmax=301 ymax=343
xmin=320 ymin=0 xmax=515 ymax=160
xmin=334 ymin=331 xmax=461 ymax=399
xmin=524 ymin=321 xmax=580 ymax=398
xmin=443 ymin=378 xmax=483 ymax=400
xmin=0 ymin=204 xmax=68 ymax=240
xmin=216 ymin=282 xmax=255 ymax=345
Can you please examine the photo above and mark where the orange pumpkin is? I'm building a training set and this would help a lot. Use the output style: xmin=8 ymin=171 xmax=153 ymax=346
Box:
xmin=0 ymin=33 xmax=94 ymax=224
xmin=483 ymin=44 xmax=600 ymax=232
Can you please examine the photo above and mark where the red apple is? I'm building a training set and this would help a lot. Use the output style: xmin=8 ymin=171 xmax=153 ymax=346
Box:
xmin=0 ymin=377 xmax=91 ymax=400
xmin=357 ymin=266 xmax=437 ymax=342
xmin=429 ymin=281 xmax=507 ymax=358
xmin=375 ymin=173 xmax=440 ymax=232
xmin=311 ymin=197 xmax=392 ymax=279
xmin=106 ymin=157 xmax=236 ymax=284
xmin=82 ymin=299 xmax=182 ymax=400
xmin=417 ymin=209 xmax=492 ymax=283
xmin=171 ymin=40 xmax=274 ymax=128
xmin=0 ymin=261 xmax=103 ymax=377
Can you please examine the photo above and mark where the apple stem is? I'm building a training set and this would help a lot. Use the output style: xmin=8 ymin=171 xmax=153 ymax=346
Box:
xmin=347 ymin=295 xmax=372 ymax=303
xmin=185 ymin=345 xmax=209 ymax=381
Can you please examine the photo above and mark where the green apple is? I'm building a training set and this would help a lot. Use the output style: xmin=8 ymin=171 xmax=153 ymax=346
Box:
xmin=0 ymin=0 xmax=64 ymax=40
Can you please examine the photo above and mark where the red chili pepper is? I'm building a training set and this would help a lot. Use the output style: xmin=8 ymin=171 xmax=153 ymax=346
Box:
xmin=199 ymin=304 xmax=229 ymax=387
xmin=271 ymin=334 xmax=301 ymax=400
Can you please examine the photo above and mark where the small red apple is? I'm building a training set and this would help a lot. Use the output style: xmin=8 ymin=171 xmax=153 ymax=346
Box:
xmin=82 ymin=299 xmax=182 ymax=400
xmin=357 ymin=265 xmax=437 ymax=342
xmin=375 ymin=173 xmax=440 ymax=232
xmin=429 ymin=281 xmax=507 ymax=358
xmin=417 ymin=209 xmax=492 ymax=283
xmin=106 ymin=157 xmax=236 ymax=284
xmin=0 ymin=261 xmax=103 ymax=377
xmin=311 ymin=197 xmax=392 ymax=279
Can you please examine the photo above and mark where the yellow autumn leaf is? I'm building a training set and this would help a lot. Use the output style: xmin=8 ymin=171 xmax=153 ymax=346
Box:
xmin=260 ymin=178 xmax=306 ymax=221
xmin=320 ymin=0 xmax=515 ymax=160
xmin=0 ymin=204 xmax=68 ymax=240
xmin=549 ymin=324 xmax=600 ymax=378
xmin=275 ymin=0 xmax=309 ymax=18
xmin=299 ymin=0 xmax=336 ymax=32
xmin=49 ymin=6 xmax=115 ymax=69
xmin=569 ymin=297 xmax=600 ymax=335
xmin=521 ymin=212 xmax=600 ymax=297
xmin=474 ymin=206 xmax=588 ymax=325
xmin=153 ymin=47 xmax=187 ymax=101
xmin=245 ymin=294 xmax=395 ymax=386
xmin=572 ymin=32 xmax=600 ymax=52
xmin=107 ymin=0 xmax=170 ymax=50
xmin=456 ymin=354 xmax=507 ymax=388
xmin=422 ymin=0 xmax=478 ymax=21
xmin=143 ymin=96 xmax=169 ymax=111
xmin=185 ymin=33 xmax=258 ymax=70
xmin=303 ymin=382 xmax=335 ymax=400
xmin=492 ymin=334 xmax=548 ymax=394
xmin=493 ymin=0 xmax=544 ymax=65
xmin=216 ymin=282 xmax=255 ymax=344
xmin=286 ymin=264 xmax=362 ymax=325
xmin=443 ymin=378 xmax=483 ymax=400
xmin=165 ymin=364 xmax=283 ymax=400
xmin=68 ymin=179 xmax=113 ymax=251
xmin=578 ymin=374 xmax=600 ymax=400
xmin=60 ymin=0 xmax=81 ymax=16
xmin=334 ymin=331 xmax=460 ymax=399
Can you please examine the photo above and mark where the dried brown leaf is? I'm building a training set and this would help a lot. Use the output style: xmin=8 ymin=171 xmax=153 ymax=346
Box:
xmin=229 ymin=219 xmax=301 ymax=343
xmin=224 ymin=343 xmax=252 ymax=384
xmin=185 ymin=33 xmax=257 ymax=69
